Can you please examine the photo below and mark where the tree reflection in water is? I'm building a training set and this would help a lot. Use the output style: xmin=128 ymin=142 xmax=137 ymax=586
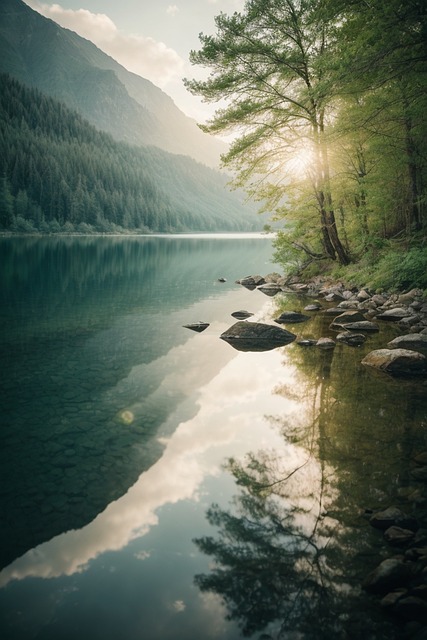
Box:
xmin=193 ymin=319 xmax=417 ymax=639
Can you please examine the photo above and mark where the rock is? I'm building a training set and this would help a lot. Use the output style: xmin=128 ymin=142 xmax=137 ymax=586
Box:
xmin=341 ymin=320 xmax=380 ymax=332
xmin=183 ymin=322 xmax=209 ymax=333
xmin=380 ymin=589 xmax=408 ymax=608
xmin=393 ymin=596 xmax=427 ymax=621
xmin=257 ymin=283 xmax=282 ymax=296
xmin=274 ymin=311 xmax=310 ymax=324
xmin=336 ymin=332 xmax=367 ymax=346
xmin=376 ymin=308 xmax=413 ymax=321
xmin=384 ymin=526 xmax=416 ymax=546
xmin=304 ymin=304 xmax=322 ymax=311
xmin=369 ymin=507 xmax=418 ymax=531
xmin=296 ymin=338 xmax=318 ymax=347
xmin=357 ymin=289 xmax=371 ymax=301
xmin=322 ymin=307 xmax=345 ymax=315
xmin=231 ymin=310 xmax=254 ymax=319
xmin=388 ymin=334 xmax=427 ymax=352
xmin=220 ymin=321 xmax=296 ymax=352
xmin=362 ymin=348 xmax=427 ymax=377
xmin=237 ymin=275 xmax=265 ymax=289
xmin=316 ymin=337 xmax=336 ymax=349
xmin=330 ymin=310 xmax=367 ymax=329
xmin=411 ymin=466 xmax=427 ymax=481
xmin=414 ymin=452 xmax=427 ymax=465
xmin=362 ymin=558 xmax=414 ymax=594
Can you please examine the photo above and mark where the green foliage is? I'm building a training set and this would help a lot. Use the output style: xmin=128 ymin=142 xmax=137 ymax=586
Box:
xmin=187 ymin=0 xmax=427 ymax=285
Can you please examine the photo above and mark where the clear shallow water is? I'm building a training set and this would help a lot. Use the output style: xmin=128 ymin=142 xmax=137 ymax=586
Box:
xmin=0 ymin=235 xmax=427 ymax=640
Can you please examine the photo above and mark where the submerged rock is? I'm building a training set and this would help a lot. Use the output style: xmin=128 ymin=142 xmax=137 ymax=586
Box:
xmin=220 ymin=321 xmax=296 ymax=352
xmin=362 ymin=558 xmax=415 ymax=594
xmin=274 ymin=311 xmax=310 ymax=324
xmin=183 ymin=322 xmax=209 ymax=333
xmin=304 ymin=304 xmax=322 ymax=312
xmin=316 ymin=337 xmax=336 ymax=349
xmin=296 ymin=338 xmax=318 ymax=347
xmin=362 ymin=348 xmax=427 ymax=377
xmin=336 ymin=332 xmax=367 ymax=346
xmin=369 ymin=506 xmax=418 ymax=531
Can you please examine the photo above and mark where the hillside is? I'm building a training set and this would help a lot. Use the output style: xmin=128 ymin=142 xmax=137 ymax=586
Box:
xmin=0 ymin=73 xmax=261 ymax=233
xmin=0 ymin=0 xmax=225 ymax=168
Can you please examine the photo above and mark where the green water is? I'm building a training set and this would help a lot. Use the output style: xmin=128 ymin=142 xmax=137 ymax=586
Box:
xmin=0 ymin=235 xmax=426 ymax=640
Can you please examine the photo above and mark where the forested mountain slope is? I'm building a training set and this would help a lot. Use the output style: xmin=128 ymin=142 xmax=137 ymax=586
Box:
xmin=0 ymin=74 xmax=260 ymax=233
xmin=0 ymin=0 xmax=225 ymax=168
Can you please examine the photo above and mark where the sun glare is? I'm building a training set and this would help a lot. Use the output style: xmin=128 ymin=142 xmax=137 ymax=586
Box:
xmin=286 ymin=145 xmax=315 ymax=178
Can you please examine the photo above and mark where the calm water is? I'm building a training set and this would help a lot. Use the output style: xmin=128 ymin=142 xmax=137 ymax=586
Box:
xmin=0 ymin=235 xmax=426 ymax=640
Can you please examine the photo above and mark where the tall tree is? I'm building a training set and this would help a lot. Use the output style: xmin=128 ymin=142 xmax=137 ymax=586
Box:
xmin=186 ymin=0 xmax=350 ymax=264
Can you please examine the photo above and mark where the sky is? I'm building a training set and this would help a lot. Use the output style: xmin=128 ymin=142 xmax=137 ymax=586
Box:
xmin=25 ymin=0 xmax=245 ymax=122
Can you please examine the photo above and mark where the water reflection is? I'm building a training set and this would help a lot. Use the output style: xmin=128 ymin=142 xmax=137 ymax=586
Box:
xmin=193 ymin=297 xmax=427 ymax=639
xmin=0 ymin=235 xmax=274 ymax=568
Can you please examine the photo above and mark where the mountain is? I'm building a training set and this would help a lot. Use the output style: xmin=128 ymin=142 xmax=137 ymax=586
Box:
xmin=0 ymin=0 xmax=225 ymax=168
xmin=0 ymin=73 xmax=261 ymax=233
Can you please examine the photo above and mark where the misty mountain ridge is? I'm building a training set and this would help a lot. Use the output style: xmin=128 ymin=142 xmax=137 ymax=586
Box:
xmin=0 ymin=0 xmax=226 ymax=168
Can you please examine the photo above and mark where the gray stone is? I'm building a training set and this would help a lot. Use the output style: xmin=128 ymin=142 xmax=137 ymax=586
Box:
xmin=388 ymin=333 xmax=427 ymax=352
xmin=274 ymin=311 xmax=310 ymax=324
xmin=336 ymin=332 xmax=367 ymax=346
xmin=376 ymin=307 xmax=413 ymax=321
xmin=220 ymin=321 xmax=296 ymax=352
xmin=183 ymin=322 xmax=209 ymax=333
xmin=362 ymin=348 xmax=427 ymax=377
xmin=330 ymin=310 xmax=366 ymax=329
xmin=341 ymin=320 xmax=379 ymax=332
xmin=316 ymin=337 xmax=336 ymax=349
xmin=384 ymin=526 xmax=415 ymax=546
xmin=231 ymin=310 xmax=254 ymax=319
xmin=370 ymin=506 xmax=418 ymax=531
xmin=296 ymin=338 xmax=317 ymax=347
xmin=258 ymin=283 xmax=282 ymax=296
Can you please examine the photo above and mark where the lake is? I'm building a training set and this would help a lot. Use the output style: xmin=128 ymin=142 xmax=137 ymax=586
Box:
xmin=0 ymin=235 xmax=426 ymax=640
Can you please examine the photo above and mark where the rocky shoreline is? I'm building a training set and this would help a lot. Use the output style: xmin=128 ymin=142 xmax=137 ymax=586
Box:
xmin=234 ymin=272 xmax=427 ymax=638
xmin=235 ymin=272 xmax=427 ymax=375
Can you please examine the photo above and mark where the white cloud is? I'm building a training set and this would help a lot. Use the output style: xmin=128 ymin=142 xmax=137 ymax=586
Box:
xmin=166 ymin=5 xmax=179 ymax=16
xmin=25 ymin=1 xmax=184 ymax=88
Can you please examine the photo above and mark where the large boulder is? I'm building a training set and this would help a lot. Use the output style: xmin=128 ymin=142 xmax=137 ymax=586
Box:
xmin=362 ymin=348 xmax=427 ymax=377
xmin=387 ymin=333 xmax=427 ymax=353
xmin=220 ymin=321 xmax=296 ymax=352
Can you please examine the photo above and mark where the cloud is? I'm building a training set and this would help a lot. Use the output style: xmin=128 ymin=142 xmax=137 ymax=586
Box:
xmin=25 ymin=1 xmax=184 ymax=88
xmin=166 ymin=5 xmax=179 ymax=16
xmin=0 ymin=327 xmax=308 ymax=588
